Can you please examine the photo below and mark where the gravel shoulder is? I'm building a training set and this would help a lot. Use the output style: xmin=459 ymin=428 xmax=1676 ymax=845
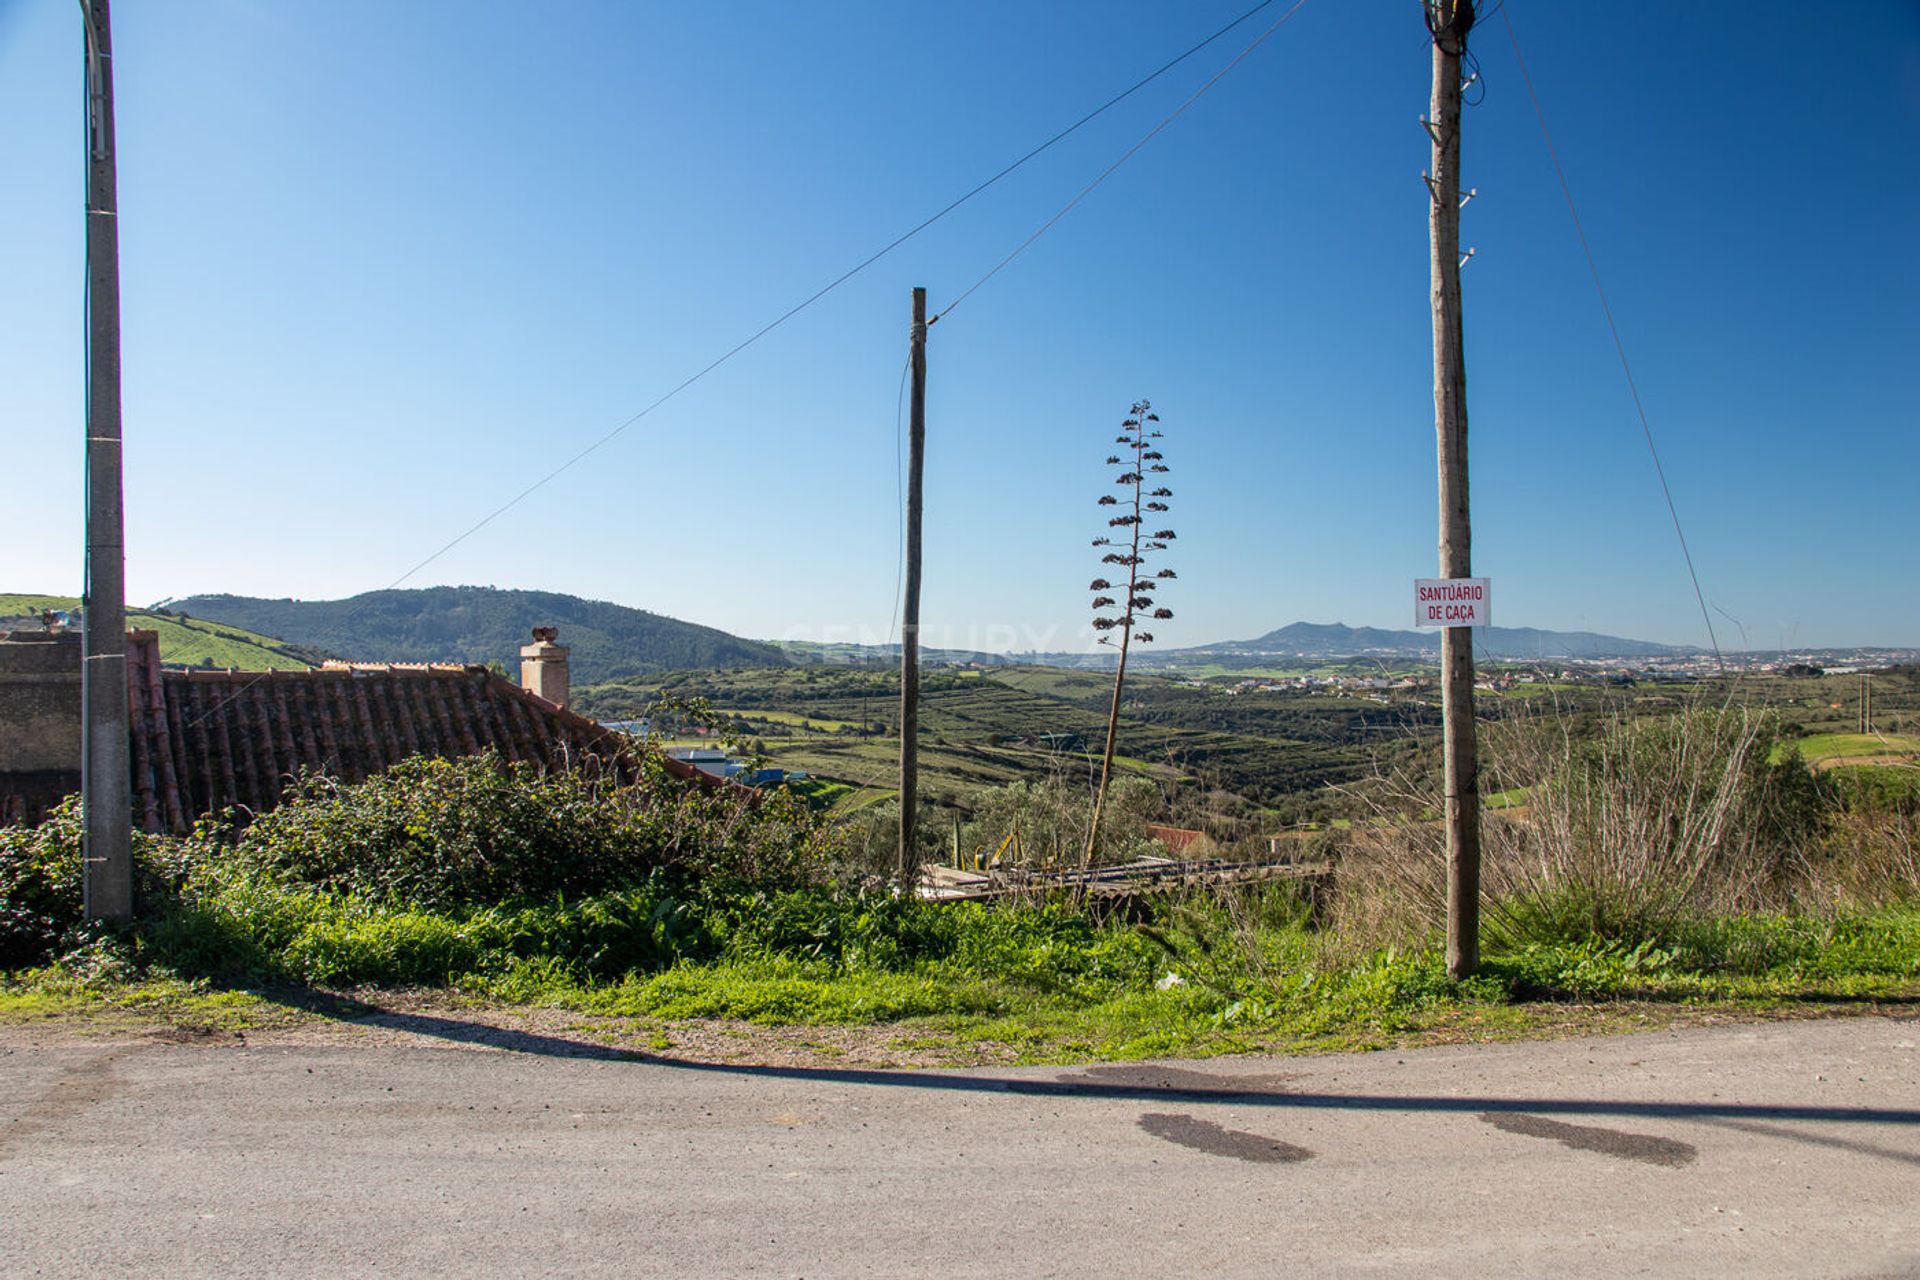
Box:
xmin=5 ymin=984 xmax=1917 ymax=1071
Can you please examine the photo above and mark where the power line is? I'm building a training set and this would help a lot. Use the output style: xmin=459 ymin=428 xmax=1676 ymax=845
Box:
xmin=1497 ymin=3 xmax=1724 ymax=674
xmin=176 ymin=1 xmax=1291 ymax=731
xmin=933 ymin=0 xmax=1314 ymax=325
xmin=382 ymin=0 xmax=1290 ymax=595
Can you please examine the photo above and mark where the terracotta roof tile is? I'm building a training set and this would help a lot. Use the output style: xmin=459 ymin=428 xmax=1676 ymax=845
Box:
xmin=119 ymin=633 xmax=714 ymax=833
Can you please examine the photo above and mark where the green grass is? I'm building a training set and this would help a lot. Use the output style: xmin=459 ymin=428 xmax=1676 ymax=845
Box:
xmin=7 ymin=875 xmax=1916 ymax=1064
xmin=1786 ymin=732 xmax=1920 ymax=765
xmin=1 ymin=593 xmax=324 ymax=670
xmin=1494 ymin=682 xmax=1582 ymax=699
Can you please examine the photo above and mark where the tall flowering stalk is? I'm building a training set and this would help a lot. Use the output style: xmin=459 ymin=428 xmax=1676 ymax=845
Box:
xmin=1085 ymin=399 xmax=1175 ymax=866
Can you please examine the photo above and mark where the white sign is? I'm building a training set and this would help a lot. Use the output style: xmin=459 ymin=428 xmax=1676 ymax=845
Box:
xmin=1414 ymin=577 xmax=1490 ymax=628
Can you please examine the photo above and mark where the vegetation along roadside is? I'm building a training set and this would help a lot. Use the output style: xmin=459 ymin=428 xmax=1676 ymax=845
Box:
xmin=5 ymin=697 xmax=1916 ymax=1063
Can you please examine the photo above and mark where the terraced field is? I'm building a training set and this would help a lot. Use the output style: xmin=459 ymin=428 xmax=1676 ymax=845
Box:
xmin=577 ymin=665 xmax=1395 ymax=811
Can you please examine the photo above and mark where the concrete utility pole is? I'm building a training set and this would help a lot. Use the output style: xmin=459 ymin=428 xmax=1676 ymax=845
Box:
xmin=897 ymin=287 xmax=927 ymax=891
xmin=1425 ymin=0 xmax=1478 ymax=977
xmin=81 ymin=0 xmax=132 ymax=922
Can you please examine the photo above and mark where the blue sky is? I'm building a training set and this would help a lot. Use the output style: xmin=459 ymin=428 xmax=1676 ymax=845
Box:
xmin=3 ymin=1 xmax=1915 ymax=652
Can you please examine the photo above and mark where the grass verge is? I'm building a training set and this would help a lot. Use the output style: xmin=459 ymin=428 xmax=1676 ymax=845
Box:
xmin=6 ymin=891 xmax=1915 ymax=1066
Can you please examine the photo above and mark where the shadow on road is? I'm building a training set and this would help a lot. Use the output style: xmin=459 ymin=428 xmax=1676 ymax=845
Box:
xmin=273 ymin=990 xmax=1920 ymax=1135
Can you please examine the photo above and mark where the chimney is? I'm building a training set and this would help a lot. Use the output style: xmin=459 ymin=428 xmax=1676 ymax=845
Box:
xmin=519 ymin=626 xmax=570 ymax=709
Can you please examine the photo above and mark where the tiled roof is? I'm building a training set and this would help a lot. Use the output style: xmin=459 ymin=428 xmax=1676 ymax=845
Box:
xmin=124 ymin=632 xmax=707 ymax=834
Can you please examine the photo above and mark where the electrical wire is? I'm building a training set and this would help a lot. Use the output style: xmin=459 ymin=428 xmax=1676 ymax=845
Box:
xmin=932 ymin=0 xmax=1314 ymax=325
xmin=380 ymin=0 xmax=1289 ymax=596
xmin=1497 ymin=3 xmax=1725 ymax=675
xmin=175 ymin=0 xmax=1292 ymax=731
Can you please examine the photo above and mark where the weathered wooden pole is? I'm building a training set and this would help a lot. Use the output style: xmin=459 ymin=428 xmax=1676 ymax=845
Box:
xmin=1426 ymin=0 xmax=1479 ymax=977
xmin=897 ymin=286 xmax=927 ymax=890
xmin=82 ymin=0 xmax=133 ymax=922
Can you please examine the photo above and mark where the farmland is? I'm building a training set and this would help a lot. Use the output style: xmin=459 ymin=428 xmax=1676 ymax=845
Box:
xmin=1787 ymin=732 xmax=1920 ymax=767
xmin=576 ymin=664 xmax=1420 ymax=821
xmin=573 ymin=660 xmax=1920 ymax=836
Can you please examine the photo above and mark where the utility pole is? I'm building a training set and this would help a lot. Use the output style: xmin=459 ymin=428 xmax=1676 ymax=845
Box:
xmin=897 ymin=287 xmax=927 ymax=891
xmin=82 ymin=0 xmax=133 ymax=922
xmin=1425 ymin=0 xmax=1478 ymax=977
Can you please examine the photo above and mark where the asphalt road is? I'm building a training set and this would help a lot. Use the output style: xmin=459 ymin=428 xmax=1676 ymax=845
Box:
xmin=3 ymin=1014 xmax=1917 ymax=1277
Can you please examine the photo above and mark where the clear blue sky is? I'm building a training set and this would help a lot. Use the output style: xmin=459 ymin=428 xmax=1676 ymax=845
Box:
xmin=4 ymin=1 xmax=1915 ymax=652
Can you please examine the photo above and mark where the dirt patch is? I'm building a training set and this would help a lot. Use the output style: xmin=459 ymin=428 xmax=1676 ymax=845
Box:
xmin=4 ymin=986 xmax=1916 ymax=1070
xmin=0 ymin=1048 xmax=137 ymax=1159
xmin=223 ymin=990 xmax=1025 ymax=1070
xmin=147 ymin=1023 xmax=248 ymax=1045
xmin=1137 ymin=1112 xmax=1314 ymax=1163
xmin=1056 ymin=1063 xmax=1303 ymax=1096
xmin=1814 ymin=754 xmax=1918 ymax=772
xmin=1480 ymin=1111 xmax=1697 ymax=1167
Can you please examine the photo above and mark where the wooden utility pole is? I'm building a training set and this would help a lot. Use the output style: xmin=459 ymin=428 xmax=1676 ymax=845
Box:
xmin=897 ymin=287 xmax=927 ymax=890
xmin=1425 ymin=0 xmax=1478 ymax=977
xmin=82 ymin=0 xmax=133 ymax=922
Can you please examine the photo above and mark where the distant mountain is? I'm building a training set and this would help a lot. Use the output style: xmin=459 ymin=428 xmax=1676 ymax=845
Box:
xmin=767 ymin=619 xmax=1698 ymax=672
xmin=1186 ymin=621 xmax=1695 ymax=661
xmin=170 ymin=587 xmax=790 ymax=683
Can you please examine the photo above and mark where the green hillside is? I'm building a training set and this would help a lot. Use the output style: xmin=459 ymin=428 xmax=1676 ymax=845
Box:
xmin=1 ymin=594 xmax=331 ymax=670
xmin=170 ymin=586 xmax=791 ymax=684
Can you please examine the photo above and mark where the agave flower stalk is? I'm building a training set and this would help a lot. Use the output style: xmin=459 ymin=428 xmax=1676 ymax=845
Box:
xmin=1085 ymin=399 xmax=1175 ymax=866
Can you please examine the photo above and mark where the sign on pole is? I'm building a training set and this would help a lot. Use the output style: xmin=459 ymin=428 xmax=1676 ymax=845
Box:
xmin=1414 ymin=577 xmax=1490 ymax=628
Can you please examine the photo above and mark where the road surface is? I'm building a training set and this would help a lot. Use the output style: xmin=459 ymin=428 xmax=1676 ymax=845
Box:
xmin=3 ymin=1013 xmax=1917 ymax=1276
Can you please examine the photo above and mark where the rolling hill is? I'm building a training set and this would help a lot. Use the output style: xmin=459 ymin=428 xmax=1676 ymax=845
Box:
xmin=1 ymin=593 xmax=331 ymax=669
xmin=168 ymin=586 xmax=791 ymax=684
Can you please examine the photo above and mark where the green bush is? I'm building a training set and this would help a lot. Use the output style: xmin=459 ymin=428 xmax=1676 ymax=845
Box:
xmin=214 ymin=752 xmax=833 ymax=910
xmin=2 ymin=751 xmax=838 ymax=972
xmin=0 ymin=798 xmax=194 ymax=968
xmin=1824 ymin=765 xmax=1920 ymax=816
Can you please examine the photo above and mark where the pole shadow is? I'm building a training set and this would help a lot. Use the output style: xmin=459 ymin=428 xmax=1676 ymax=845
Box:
xmin=270 ymin=989 xmax=1920 ymax=1131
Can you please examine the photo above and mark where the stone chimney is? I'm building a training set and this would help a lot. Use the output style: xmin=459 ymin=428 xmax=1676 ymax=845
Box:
xmin=519 ymin=627 xmax=570 ymax=709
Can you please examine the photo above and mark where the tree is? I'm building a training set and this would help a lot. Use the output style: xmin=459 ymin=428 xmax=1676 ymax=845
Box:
xmin=1085 ymin=400 xmax=1176 ymax=866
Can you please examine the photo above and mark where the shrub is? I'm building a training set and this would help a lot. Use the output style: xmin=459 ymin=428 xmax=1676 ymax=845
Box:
xmin=209 ymin=752 xmax=834 ymax=911
xmin=957 ymin=773 xmax=1162 ymax=869
xmin=1335 ymin=703 xmax=1844 ymax=949
xmin=0 ymin=798 xmax=194 ymax=968
xmin=1809 ymin=807 xmax=1920 ymax=907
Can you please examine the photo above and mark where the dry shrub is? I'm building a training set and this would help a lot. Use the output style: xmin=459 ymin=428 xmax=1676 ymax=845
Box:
xmin=1327 ymin=818 xmax=1449 ymax=951
xmin=958 ymin=773 xmax=1162 ymax=870
xmin=1331 ymin=702 xmax=1842 ymax=949
xmin=1809 ymin=806 xmax=1920 ymax=907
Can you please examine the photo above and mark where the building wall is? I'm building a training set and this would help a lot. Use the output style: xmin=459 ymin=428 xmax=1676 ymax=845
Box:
xmin=0 ymin=630 xmax=83 ymax=823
